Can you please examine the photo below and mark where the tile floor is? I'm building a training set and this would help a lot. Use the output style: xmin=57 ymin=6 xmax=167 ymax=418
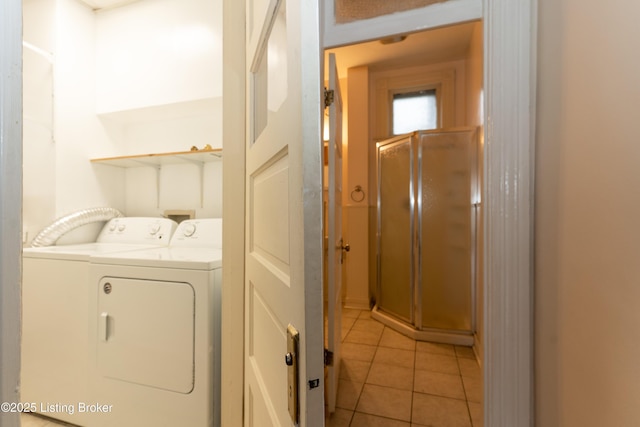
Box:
xmin=21 ymin=412 xmax=72 ymax=427
xmin=326 ymin=308 xmax=483 ymax=427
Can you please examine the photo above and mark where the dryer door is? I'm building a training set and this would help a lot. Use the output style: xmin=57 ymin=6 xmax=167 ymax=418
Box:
xmin=97 ymin=277 xmax=195 ymax=394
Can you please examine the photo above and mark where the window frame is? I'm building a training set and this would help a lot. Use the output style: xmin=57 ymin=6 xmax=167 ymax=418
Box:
xmin=371 ymin=63 xmax=460 ymax=141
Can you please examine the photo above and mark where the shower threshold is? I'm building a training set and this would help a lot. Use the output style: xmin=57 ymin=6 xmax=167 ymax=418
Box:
xmin=371 ymin=305 xmax=474 ymax=347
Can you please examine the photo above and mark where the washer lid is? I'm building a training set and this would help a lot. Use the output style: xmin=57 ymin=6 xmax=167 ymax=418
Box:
xmin=23 ymin=243 xmax=165 ymax=261
xmin=90 ymin=247 xmax=222 ymax=270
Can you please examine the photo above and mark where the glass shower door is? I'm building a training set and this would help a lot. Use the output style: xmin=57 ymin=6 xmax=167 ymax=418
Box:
xmin=377 ymin=136 xmax=414 ymax=323
xmin=418 ymin=130 xmax=477 ymax=332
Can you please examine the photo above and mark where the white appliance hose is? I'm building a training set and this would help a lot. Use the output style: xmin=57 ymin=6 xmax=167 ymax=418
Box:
xmin=30 ymin=207 xmax=124 ymax=247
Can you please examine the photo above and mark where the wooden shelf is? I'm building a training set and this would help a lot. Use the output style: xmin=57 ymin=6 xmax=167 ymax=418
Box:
xmin=91 ymin=148 xmax=222 ymax=208
xmin=90 ymin=148 xmax=222 ymax=168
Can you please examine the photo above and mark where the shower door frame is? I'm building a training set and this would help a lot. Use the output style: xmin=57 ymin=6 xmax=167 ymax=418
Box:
xmin=376 ymin=128 xmax=478 ymax=339
xmin=376 ymin=133 xmax=417 ymax=326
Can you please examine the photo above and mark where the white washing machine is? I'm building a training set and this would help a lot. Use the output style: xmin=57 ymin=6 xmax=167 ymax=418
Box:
xmin=21 ymin=217 xmax=178 ymax=426
xmin=88 ymin=218 xmax=222 ymax=427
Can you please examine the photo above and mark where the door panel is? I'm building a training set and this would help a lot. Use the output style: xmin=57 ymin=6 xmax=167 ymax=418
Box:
xmin=326 ymin=53 xmax=343 ymax=413
xmin=377 ymin=137 xmax=414 ymax=323
xmin=244 ymin=0 xmax=323 ymax=425
xmin=419 ymin=130 xmax=476 ymax=331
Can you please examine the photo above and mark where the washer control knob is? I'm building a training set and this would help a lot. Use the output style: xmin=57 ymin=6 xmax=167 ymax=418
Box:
xmin=118 ymin=224 xmax=126 ymax=232
xmin=148 ymin=223 xmax=161 ymax=235
xmin=109 ymin=222 xmax=117 ymax=231
xmin=183 ymin=223 xmax=196 ymax=237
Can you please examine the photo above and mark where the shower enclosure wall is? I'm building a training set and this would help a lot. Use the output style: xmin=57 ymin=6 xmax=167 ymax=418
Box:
xmin=371 ymin=128 xmax=479 ymax=346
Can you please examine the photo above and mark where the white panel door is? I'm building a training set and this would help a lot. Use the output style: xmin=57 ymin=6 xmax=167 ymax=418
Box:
xmin=326 ymin=52 xmax=343 ymax=413
xmin=244 ymin=0 xmax=324 ymax=426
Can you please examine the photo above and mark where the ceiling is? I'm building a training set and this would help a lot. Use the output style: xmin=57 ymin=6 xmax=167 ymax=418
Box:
xmin=75 ymin=1 xmax=477 ymax=79
xmin=77 ymin=0 xmax=140 ymax=11
xmin=325 ymin=21 xmax=479 ymax=79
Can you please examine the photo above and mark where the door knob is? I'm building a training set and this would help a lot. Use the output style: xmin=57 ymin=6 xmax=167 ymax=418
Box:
xmin=342 ymin=243 xmax=350 ymax=252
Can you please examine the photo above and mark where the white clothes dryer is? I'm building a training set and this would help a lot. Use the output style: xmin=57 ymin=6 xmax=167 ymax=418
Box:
xmin=88 ymin=219 xmax=222 ymax=427
xmin=21 ymin=217 xmax=178 ymax=426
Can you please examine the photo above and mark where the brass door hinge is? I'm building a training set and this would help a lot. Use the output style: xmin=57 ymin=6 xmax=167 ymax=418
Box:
xmin=324 ymin=89 xmax=334 ymax=108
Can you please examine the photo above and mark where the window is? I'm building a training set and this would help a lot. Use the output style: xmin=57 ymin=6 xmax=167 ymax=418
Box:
xmin=392 ymin=89 xmax=437 ymax=135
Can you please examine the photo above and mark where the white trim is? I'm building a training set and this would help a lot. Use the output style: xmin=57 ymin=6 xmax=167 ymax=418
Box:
xmin=324 ymin=0 xmax=482 ymax=48
xmin=220 ymin=1 xmax=245 ymax=426
xmin=0 ymin=0 xmax=22 ymax=426
xmin=483 ymin=0 xmax=536 ymax=425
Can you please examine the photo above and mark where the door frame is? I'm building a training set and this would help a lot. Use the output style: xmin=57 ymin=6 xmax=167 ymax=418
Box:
xmin=322 ymin=1 xmax=537 ymax=425
xmin=0 ymin=0 xmax=536 ymax=426
xmin=222 ymin=0 xmax=537 ymax=427
xmin=0 ymin=0 xmax=23 ymax=425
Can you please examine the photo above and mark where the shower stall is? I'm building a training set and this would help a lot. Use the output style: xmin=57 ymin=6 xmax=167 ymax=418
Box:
xmin=371 ymin=128 xmax=480 ymax=346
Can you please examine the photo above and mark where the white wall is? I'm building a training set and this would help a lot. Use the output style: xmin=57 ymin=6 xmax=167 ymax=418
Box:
xmin=22 ymin=0 xmax=56 ymax=243
xmin=55 ymin=0 xmax=126 ymax=219
xmin=95 ymin=0 xmax=221 ymax=113
xmin=22 ymin=0 xmax=222 ymax=245
xmin=536 ymin=0 xmax=640 ymax=425
xmin=93 ymin=0 xmax=223 ymax=219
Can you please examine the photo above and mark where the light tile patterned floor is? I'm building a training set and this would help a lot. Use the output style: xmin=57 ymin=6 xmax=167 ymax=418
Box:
xmin=327 ymin=308 xmax=483 ymax=427
xmin=21 ymin=412 xmax=74 ymax=427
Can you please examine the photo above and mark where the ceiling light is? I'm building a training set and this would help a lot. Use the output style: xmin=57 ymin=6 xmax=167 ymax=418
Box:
xmin=380 ymin=35 xmax=407 ymax=45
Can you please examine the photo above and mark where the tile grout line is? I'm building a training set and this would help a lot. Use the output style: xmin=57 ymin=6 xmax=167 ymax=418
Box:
xmin=456 ymin=348 xmax=477 ymax=427
xmin=409 ymin=337 xmax=417 ymax=425
xmin=348 ymin=317 xmax=384 ymax=426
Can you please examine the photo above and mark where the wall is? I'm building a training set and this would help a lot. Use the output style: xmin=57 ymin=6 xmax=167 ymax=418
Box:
xmin=536 ymin=0 xmax=640 ymax=425
xmin=94 ymin=0 xmax=222 ymax=219
xmin=95 ymin=0 xmax=221 ymax=113
xmin=55 ymin=0 xmax=126 ymax=220
xmin=22 ymin=0 xmax=56 ymax=243
xmin=344 ymin=66 xmax=370 ymax=309
xmin=22 ymin=0 xmax=222 ymax=245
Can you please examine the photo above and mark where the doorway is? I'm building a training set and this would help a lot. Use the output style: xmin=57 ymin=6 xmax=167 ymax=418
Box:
xmin=324 ymin=20 xmax=485 ymax=425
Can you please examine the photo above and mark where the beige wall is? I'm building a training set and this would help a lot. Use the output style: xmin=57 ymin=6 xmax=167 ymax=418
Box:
xmin=344 ymin=66 xmax=370 ymax=309
xmin=536 ymin=0 xmax=640 ymax=425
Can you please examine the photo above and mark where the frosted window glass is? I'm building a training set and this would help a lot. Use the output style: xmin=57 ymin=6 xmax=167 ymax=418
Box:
xmin=251 ymin=1 xmax=288 ymax=143
xmin=393 ymin=90 xmax=437 ymax=135
xmin=267 ymin=2 xmax=287 ymax=112
xmin=420 ymin=131 xmax=474 ymax=331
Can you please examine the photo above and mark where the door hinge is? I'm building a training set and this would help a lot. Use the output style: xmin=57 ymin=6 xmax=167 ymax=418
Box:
xmin=324 ymin=89 xmax=334 ymax=108
xmin=324 ymin=348 xmax=334 ymax=366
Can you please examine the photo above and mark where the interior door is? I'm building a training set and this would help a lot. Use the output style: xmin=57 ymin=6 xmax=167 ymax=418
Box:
xmin=244 ymin=0 xmax=324 ymax=426
xmin=325 ymin=52 xmax=343 ymax=413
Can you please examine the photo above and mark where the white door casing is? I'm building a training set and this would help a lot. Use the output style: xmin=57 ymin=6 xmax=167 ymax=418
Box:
xmin=243 ymin=0 xmax=324 ymax=426
xmin=0 ymin=0 xmax=22 ymax=426
xmin=325 ymin=52 xmax=343 ymax=413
